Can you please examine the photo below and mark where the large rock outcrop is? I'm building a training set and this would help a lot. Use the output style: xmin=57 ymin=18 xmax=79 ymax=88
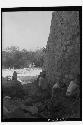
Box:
xmin=44 ymin=11 xmax=80 ymax=84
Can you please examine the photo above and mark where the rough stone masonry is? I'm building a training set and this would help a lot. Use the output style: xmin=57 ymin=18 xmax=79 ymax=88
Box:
xmin=43 ymin=11 xmax=80 ymax=85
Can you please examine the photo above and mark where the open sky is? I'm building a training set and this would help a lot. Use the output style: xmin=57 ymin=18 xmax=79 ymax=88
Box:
xmin=2 ymin=11 xmax=52 ymax=51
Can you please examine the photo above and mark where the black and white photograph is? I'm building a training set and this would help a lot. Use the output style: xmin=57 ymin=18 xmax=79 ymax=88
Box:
xmin=1 ymin=7 xmax=82 ymax=122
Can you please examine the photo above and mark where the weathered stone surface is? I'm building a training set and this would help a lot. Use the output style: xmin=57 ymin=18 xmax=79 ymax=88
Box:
xmin=44 ymin=11 xmax=80 ymax=84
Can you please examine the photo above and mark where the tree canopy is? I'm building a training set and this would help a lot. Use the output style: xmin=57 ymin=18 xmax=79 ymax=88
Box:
xmin=2 ymin=46 xmax=46 ymax=69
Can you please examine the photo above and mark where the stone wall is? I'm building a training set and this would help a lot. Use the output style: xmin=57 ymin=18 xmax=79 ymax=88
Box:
xmin=44 ymin=11 xmax=80 ymax=84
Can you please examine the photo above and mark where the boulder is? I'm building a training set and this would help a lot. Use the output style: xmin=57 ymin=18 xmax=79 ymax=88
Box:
xmin=21 ymin=105 xmax=38 ymax=115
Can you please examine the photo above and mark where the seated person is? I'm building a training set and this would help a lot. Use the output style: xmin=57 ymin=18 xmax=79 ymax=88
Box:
xmin=12 ymin=71 xmax=17 ymax=81
xmin=66 ymin=78 xmax=80 ymax=97
xmin=51 ymin=77 xmax=67 ymax=101
xmin=51 ymin=82 xmax=60 ymax=98
xmin=38 ymin=73 xmax=48 ymax=90
xmin=66 ymin=74 xmax=80 ymax=105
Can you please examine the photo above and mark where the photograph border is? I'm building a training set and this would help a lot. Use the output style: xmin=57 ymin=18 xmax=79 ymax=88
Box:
xmin=1 ymin=6 xmax=82 ymax=122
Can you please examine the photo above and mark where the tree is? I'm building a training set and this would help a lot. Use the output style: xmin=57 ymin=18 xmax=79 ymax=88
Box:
xmin=2 ymin=46 xmax=45 ymax=68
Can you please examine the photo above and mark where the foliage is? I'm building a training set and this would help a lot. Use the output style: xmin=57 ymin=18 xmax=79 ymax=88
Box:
xmin=2 ymin=46 xmax=45 ymax=69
